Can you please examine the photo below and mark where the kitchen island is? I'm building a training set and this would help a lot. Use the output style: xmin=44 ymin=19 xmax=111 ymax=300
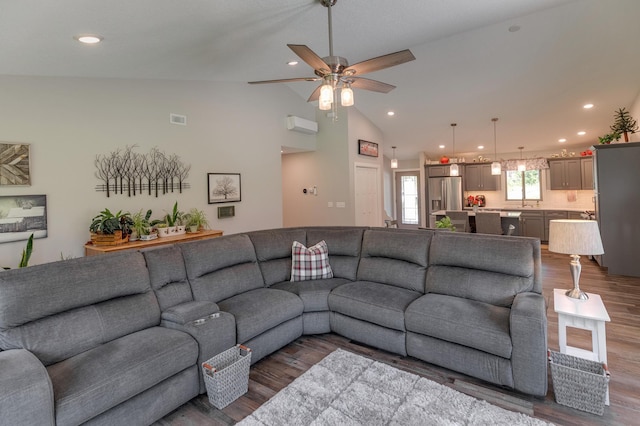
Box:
xmin=432 ymin=210 xmax=521 ymax=235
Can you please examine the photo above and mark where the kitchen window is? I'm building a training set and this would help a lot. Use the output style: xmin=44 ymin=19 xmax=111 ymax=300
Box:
xmin=505 ymin=170 xmax=541 ymax=201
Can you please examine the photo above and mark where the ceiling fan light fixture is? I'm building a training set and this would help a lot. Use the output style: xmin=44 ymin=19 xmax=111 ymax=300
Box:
xmin=319 ymin=83 xmax=334 ymax=110
xmin=341 ymin=83 xmax=354 ymax=107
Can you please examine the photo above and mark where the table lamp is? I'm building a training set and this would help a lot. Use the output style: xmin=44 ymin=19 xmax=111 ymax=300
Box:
xmin=548 ymin=219 xmax=604 ymax=300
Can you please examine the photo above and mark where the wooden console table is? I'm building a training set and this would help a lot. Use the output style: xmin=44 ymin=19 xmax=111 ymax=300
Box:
xmin=84 ymin=229 xmax=223 ymax=256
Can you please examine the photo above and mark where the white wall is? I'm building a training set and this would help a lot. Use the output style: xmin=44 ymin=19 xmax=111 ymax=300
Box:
xmin=0 ymin=75 xmax=315 ymax=268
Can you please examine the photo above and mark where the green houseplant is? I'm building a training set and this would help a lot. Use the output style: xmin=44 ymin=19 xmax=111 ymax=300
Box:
xmin=184 ymin=208 xmax=210 ymax=233
xmin=435 ymin=216 xmax=456 ymax=231
xmin=130 ymin=209 xmax=153 ymax=241
xmin=610 ymin=107 xmax=638 ymax=142
xmin=89 ymin=208 xmax=132 ymax=245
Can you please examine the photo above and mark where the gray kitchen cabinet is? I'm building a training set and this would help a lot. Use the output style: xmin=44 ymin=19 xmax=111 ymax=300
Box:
xmin=544 ymin=210 xmax=568 ymax=242
xmin=549 ymin=159 xmax=582 ymax=190
xmin=581 ymin=157 xmax=594 ymax=190
xmin=568 ymin=211 xmax=584 ymax=219
xmin=427 ymin=165 xmax=452 ymax=177
xmin=464 ymin=164 xmax=500 ymax=191
xmin=519 ymin=210 xmax=544 ymax=240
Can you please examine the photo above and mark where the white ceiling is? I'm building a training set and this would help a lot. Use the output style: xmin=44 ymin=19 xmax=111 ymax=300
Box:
xmin=2 ymin=0 xmax=639 ymax=161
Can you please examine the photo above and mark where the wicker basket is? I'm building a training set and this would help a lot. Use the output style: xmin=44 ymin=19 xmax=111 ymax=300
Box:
xmin=549 ymin=350 xmax=610 ymax=415
xmin=202 ymin=345 xmax=252 ymax=409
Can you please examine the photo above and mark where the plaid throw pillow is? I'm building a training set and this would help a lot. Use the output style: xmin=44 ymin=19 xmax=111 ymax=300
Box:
xmin=290 ymin=240 xmax=334 ymax=282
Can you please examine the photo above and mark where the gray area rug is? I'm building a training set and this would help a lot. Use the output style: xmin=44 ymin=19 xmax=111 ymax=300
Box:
xmin=238 ymin=349 xmax=552 ymax=426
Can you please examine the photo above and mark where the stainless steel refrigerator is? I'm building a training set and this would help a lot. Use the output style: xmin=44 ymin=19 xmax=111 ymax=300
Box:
xmin=427 ymin=176 xmax=463 ymax=227
xmin=593 ymin=142 xmax=640 ymax=277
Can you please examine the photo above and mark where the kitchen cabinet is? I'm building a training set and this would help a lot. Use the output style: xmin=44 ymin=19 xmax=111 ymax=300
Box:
xmin=549 ymin=159 xmax=582 ymax=190
xmin=581 ymin=157 xmax=594 ymax=190
xmin=519 ymin=210 xmax=544 ymax=240
xmin=544 ymin=210 xmax=568 ymax=242
xmin=427 ymin=165 xmax=452 ymax=177
xmin=464 ymin=164 xmax=501 ymax=191
xmin=568 ymin=211 xmax=584 ymax=219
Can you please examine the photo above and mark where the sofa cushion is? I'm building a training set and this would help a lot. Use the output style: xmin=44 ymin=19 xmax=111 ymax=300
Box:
xmin=427 ymin=232 xmax=539 ymax=305
xmin=0 ymin=252 xmax=160 ymax=366
xmin=405 ymin=294 xmax=512 ymax=358
xmin=248 ymin=228 xmax=307 ymax=286
xmin=306 ymin=227 xmax=365 ymax=280
xmin=357 ymin=229 xmax=430 ymax=293
xmin=290 ymin=240 xmax=334 ymax=281
xmin=143 ymin=245 xmax=193 ymax=311
xmin=47 ymin=326 xmax=197 ymax=426
xmin=271 ymin=278 xmax=349 ymax=312
xmin=328 ymin=281 xmax=422 ymax=331
xmin=218 ymin=288 xmax=304 ymax=343
xmin=181 ymin=234 xmax=264 ymax=302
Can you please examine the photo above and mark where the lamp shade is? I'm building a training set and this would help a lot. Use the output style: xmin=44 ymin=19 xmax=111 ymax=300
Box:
xmin=548 ymin=220 xmax=604 ymax=255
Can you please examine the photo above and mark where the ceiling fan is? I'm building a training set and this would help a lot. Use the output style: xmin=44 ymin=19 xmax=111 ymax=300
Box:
xmin=248 ymin=0 xmax=415 ymax=111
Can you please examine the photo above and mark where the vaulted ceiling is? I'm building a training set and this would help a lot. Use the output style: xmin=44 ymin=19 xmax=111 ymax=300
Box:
xmin=2 ymin=0 xmax=639 ymax=161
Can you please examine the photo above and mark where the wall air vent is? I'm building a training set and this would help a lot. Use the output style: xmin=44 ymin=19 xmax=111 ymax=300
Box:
xmin=170 ymin=113 xmax=187 ymax=126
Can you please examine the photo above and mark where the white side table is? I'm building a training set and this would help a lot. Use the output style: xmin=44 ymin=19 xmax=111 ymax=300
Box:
xmin=553 ymin=288 xmax=611 ymax=405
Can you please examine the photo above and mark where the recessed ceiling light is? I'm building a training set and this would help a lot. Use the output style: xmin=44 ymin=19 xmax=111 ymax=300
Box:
xmin=508 ymin=25 xmax=521 ymax=33
xmin=478 ymin=145 xmax=484 ymax=150
xmin=583 ymin=103 xmax=594 ymax=109
xmin=577 ymin=131 xmax=586 ymax=136
xmin=559 ymin=138 xmax=567 ymax=143
xmin=74 ymin=35 xmax=103 ymax=44
xmin=439 ymin=145 xmax=445 ymax=149
xmin=287 ymin=61 xmax=298 ymax=66
xmin=387 ymin=111 xmax=395 ymax=116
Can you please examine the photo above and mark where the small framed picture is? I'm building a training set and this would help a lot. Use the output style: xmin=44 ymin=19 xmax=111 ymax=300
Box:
xmin=358 ymin=139 xmax=378 ymax=157
xmin=208 ymin=173 xmax=241 ymax=204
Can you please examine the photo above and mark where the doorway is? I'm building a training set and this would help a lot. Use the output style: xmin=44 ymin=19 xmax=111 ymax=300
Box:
xmin=395 ymin=171 xmax=421 ymax=229
xmin=355 ymin=164 xmax=381 ymax=227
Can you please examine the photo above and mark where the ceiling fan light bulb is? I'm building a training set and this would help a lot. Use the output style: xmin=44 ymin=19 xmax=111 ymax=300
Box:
xmin=320 ymin=84 xmax=333 ymax=103
xmin=341 ymin=86 xmax=354 ymax=106
xmin=491 ymin=161 xmax=501 ymax=175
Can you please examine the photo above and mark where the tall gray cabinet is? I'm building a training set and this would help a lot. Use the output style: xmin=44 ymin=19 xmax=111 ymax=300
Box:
xmin=593 ymin=142 xmax=640 ymax=277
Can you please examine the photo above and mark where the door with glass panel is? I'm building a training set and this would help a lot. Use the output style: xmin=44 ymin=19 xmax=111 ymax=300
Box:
xmin=394 ymin=171 xmax=421 ymax=229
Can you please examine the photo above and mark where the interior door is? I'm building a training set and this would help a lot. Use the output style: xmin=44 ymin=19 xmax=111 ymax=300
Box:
xmin=395 ymin=171 xmax=421 ymax=229
xmin=355 ymin=164 xmax=381 ymax=227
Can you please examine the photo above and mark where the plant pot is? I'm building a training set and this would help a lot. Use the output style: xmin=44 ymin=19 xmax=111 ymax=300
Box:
xmin=129 ymin=231 xmax=139 ymax=242
xmin=156 ymin=227 xmax=171 ymax=238
xmin=175 ymin=225 xmax=186 ymax=235
xmin=90 ymin=230 xmax=128 ymax=246
xmin=189 ymin=225 xmax=199 ymax=233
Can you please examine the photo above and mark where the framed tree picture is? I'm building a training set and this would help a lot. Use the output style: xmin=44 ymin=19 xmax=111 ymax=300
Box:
xmin=208 ymin=173 xmax=241 ymax=204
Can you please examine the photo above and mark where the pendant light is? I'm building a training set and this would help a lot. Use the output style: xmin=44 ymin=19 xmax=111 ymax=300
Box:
xmin=491 ymin=118 xmax=501 ymax=175
xmin=449 ymin=123 xmax=459 ymax=176
xmin=517 ymin=146 xmax=526 ymax=172
xmin=391 ymin=146 xmax=398 ymax=169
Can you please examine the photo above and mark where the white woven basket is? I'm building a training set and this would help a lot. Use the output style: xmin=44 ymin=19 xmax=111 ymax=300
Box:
xmin=202 ymin=345 xmax=252 ymax=409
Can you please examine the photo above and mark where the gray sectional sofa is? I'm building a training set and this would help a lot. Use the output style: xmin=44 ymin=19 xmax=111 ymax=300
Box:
xmin=0 ymin=226 xmax=547 ymax=425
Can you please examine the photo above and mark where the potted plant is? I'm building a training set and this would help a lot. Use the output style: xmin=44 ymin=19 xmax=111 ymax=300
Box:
xmin=435 ymin=216 xmax=456 ymax=231
xmin=610 ymin=107 xmax=638 ymax=142
xmin=184 ymin=208 xmax=210 ymax=233
xmin=598 ymin=131 xmax=621 ymax=144
xmin=89 ymin=208 xmax=132 ymax=245
xmin=130 ymin=209 xmax=154 ymax=241
xmin=164 ymin=201 xmax=185 ymax=235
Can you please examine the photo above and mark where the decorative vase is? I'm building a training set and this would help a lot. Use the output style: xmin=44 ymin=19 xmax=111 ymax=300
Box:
xmin=473 ymin=205 xmax=479 ymax=213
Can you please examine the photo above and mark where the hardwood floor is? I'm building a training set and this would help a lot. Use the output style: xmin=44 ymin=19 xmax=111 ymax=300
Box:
xmin=155 ymin=247 xmax=640 ymax=426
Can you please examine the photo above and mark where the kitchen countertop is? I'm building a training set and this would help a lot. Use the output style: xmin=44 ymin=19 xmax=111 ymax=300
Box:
xmin=432 ymin=210 xmax=521 ymax=218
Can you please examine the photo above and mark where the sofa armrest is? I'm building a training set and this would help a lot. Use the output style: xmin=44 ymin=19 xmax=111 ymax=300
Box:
xmin=160 ymin=301 xmax=236 ymax=393
xmin=161 ymin=300 xmax=220 ymax=325
xmin=510 ymin=292 xmax=548 ymax=397
xmin=0 ymin=349 xmax=55 ymax=426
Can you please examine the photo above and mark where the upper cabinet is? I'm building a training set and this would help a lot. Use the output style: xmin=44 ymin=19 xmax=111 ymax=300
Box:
xmin=548 ymin=159 xmax=582 ymax=190
xmin=464 ymin=164 xmax=501 ymax=191
xmin=548 ymin=157 xmax=594 ymax=190
xmin=427 ymin=165 xmax=452 ymax=177
xmin=581 ymin=157 xmax=594 ymax=190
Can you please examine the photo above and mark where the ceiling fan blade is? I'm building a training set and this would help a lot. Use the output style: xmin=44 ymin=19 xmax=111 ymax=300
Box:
xmin=288 ymin=44 xmax=331 ymax=74
xmin=344 ymin=49 xmax=415 ymax=76
xmin=349 ymin=77 xmax=396 ymax=93
xmin=248 ymin=77 xmax=321 ymax=85
xmin=307 ymin=85 xmax=322 ymax=102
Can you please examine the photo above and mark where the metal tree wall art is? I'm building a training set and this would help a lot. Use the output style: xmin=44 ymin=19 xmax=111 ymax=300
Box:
xmin=94 ymin=146 xmax=190 ymax=197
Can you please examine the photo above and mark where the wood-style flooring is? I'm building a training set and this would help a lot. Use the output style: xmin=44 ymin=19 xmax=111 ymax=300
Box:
xmin=155 ymin=246 xmax=640 ymax=426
